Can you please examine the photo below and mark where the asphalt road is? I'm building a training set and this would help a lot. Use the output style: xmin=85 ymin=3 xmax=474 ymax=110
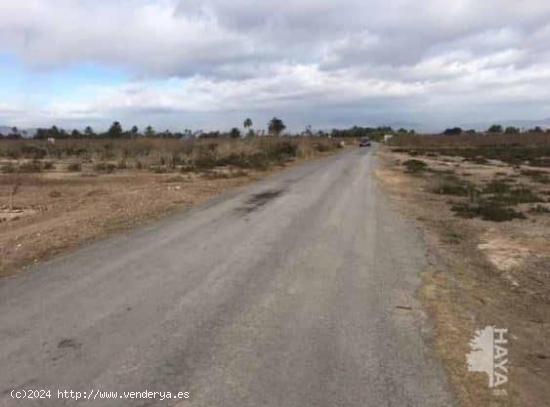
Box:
xmin=0 ymin=148 xmax=455 ymax=406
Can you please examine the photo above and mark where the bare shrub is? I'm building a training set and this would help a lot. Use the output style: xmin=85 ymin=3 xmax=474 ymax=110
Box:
xmin=43 ymin=161 xmax=55 ymax=170
xmin=94 ymin=162 xmax=116 ymax=173
xmin=451 ymin=201 xmax=526 ymax=222
xmin=67 ymin=162 xmax=82 ymax=172
xmin=429 ymin=175 xmax=474 ymax=196
xmin=18 ymin=160 xmax=42 ymax=173
xmin=403 ymin=159 xmax=428 ymax=173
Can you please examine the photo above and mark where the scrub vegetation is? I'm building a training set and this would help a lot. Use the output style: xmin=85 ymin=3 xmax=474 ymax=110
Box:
xmin=378 ymin=131 xmax=550 ymax=407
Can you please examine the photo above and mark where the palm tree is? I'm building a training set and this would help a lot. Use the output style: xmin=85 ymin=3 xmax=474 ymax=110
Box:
xmin=107 ymin=121 xmax=123 ymax=138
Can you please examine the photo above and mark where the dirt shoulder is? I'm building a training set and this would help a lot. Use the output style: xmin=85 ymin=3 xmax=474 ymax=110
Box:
xmin=376 ymin=147 xmax=550 ymax=407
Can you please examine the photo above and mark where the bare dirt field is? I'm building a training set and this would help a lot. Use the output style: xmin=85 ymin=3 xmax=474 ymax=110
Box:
xmin=377 ymin=134 xmax=550 ymax=407
xmin=0 ymin=137 xmax=342 ymax=277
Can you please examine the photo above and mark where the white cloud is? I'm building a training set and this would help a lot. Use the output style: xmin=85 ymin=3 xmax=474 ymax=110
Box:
xmin=1 ymin=0 xmax=550 ymax=130
xmin=46 ymin=65 xmax=426 ymax=118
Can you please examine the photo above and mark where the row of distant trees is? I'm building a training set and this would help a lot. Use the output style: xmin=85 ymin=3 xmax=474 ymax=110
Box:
xmin=0 ymin=119 xmax=418 ymax=141
xmin=2 ymin=119 xmax=548 ymax=140
xmin=330 ymin=126 xmax=413 ymax=138
xmin=442 ymin=124 xmax=549 ymax=135
xmin=0 ymin=117 xmax=289 ymax=140
xmin=32 ymin=123 xmax=194 ymax=140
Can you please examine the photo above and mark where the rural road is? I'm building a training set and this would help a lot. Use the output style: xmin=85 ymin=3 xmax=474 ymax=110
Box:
xmin=0 ymin=148 xmax=455 ymax=406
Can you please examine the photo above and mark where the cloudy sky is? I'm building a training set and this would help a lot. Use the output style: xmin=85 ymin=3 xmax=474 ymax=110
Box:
xmin=1 ymin=0 xmax=550 ymax=132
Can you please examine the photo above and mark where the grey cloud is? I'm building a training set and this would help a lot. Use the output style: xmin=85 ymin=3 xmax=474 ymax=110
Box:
xmin=3 ymin=0 xmax=550 ymax=75
xmin=2 ymin=0 xmax=550 ymax=130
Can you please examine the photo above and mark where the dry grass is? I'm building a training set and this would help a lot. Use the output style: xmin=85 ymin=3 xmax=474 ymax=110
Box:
xmin=0 ymin=137 xmax=341 ymax=173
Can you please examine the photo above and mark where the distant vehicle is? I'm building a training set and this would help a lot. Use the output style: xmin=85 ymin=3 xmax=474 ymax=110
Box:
xmin=359 ymin=137 xmax=371 ymax=147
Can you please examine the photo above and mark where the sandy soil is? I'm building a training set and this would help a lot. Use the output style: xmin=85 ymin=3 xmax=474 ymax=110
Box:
xmin=376 ymin=148 xmax=550 ymax=407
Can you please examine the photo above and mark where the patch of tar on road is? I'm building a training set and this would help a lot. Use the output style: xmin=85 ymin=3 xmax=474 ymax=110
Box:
xmin=57 ymin=338 xmax=81 ymax=350
xmin=236 ymin=189 xmax=284 ymax=214
xmin=50 ymin=338 xmax=82 ymax=362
